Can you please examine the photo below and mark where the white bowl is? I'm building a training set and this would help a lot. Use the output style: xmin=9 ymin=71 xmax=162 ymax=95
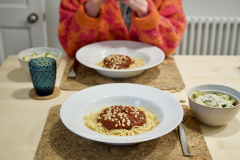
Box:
xmin=60 ymin=83 xmax=183 ymax=145
xmin=17 ymin=47 xmax=62 ymax=74
xmin=188 ymin=84 xmax=240 ymax=127
xmin=76 ymin=41 xmax=165 ymax=79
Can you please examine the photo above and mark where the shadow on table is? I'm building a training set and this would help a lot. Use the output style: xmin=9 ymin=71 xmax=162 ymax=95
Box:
xmin=12 ymin=88 xmax=32 ymax=100
xmin=199 ymin=118 xmax=240 ymax=138
xmin=7 ymin=68 xmax=31 ymax=83
xmin=46 ymin=119 xmax=176 ymax=160
xmin=237 ymin=66 xmax=240 ymax=72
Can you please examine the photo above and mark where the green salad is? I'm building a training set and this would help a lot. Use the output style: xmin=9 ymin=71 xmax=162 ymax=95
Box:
xmin=22 ymin=52 xmax=57 ymax=62
xmin=192 ymin=91 xmax=237 ymax=108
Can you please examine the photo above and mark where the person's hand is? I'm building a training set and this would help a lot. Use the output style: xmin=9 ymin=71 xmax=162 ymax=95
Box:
xmin=85 ymin=0 xmax=107 ymax=18
xmin=115 ymin=0 xmax=148 ymax=18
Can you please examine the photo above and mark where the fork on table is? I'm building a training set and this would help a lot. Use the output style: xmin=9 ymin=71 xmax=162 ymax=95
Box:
xmin=67 ymin=59 xmax=78 ymax=78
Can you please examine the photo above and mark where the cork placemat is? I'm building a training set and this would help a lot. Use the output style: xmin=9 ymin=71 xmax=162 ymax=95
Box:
xmin=34 ymin=105 xmax=211 ymax=160
xmin=60 ymin=57 xmax=185 ymax=91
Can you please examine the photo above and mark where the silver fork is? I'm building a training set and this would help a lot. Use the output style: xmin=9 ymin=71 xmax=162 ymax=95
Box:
xmin=67 ymin=59 xmax=78 ymax=78
xmin=179 ymin=120 xmax=191 ymax=156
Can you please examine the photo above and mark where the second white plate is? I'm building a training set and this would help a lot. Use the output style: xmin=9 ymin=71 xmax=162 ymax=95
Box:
xmin=76 ymin=40 xmax=165 ymax=78
xmin=60 ymin=83 xmax=183 ymax=145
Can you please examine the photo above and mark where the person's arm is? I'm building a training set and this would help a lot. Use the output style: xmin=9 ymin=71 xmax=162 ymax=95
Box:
xmin=129 ymin=0 xmax=187 ymax=56
xmin=58 ymin=0 xmax=104 ymax=57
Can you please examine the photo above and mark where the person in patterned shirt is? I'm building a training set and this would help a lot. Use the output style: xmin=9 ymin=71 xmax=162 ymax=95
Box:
xmin=58 ymin=0 xmax=186 ymax=57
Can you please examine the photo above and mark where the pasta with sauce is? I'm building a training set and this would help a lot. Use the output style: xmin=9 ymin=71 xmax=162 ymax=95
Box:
xmin=95 ymin=54 xmax=145 ymax=69
xmin=84 ymin=105 xmax=161 ymax=136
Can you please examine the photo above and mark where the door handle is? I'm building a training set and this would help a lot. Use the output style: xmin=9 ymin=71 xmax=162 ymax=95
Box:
xmin=27 ymin=13 xmax=38 ymax=23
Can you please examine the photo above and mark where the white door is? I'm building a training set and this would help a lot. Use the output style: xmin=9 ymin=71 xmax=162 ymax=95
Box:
xmin=0 ymin=0 xmax=46 ymax=65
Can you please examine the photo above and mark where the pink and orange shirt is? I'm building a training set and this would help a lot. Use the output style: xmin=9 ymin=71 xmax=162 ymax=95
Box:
xmin=58 ymin=0 xmax=186 ymax=57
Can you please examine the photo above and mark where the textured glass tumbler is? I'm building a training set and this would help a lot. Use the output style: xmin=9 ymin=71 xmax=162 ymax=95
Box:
xmin=29 ymin=57 xmax=57 ymax=96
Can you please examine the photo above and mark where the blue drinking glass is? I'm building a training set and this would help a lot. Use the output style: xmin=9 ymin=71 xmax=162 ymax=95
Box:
xmin=29 ymin=57 xmax=57 ymax=96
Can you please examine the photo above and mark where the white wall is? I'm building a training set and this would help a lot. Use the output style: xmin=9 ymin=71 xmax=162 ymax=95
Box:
xmin=45 ymin=0 xmax=64 ymax=54
xmin=182 ymin=0 xmax=240 ymax=16
xmin=45 ymin=0 xmax=240 ymax=55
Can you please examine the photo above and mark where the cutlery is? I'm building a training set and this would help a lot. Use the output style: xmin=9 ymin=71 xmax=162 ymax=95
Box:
xmin=67 ymin=59 xmax=78 ymax=78
xmin=179 ymin=121 xmax=191 ymax=156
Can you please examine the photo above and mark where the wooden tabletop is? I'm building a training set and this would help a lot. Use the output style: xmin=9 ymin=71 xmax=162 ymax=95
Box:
xmin=0 ymin=55 xmax=240 ymax=160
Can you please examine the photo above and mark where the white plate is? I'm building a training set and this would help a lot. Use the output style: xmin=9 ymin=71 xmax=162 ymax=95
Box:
xmin=76 ymin=41 xmax=165 ymax=78
xmin=60 ymin=83 xmax=183 ymax=145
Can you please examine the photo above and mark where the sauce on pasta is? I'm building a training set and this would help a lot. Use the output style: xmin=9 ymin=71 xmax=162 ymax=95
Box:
xmin=103 ymin=54 xmax=134 ymax=69
xmin=97 ymin=105 xmax=146 ymax=130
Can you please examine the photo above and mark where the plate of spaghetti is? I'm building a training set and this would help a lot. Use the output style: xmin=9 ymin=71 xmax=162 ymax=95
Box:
xmin=75 ymin=41 xmax=165 ymax=79
xmin=60 ymin=83 xmax=183 ymax=145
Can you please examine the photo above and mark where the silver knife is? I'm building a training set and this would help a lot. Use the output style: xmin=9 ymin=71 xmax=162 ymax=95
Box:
xmin=179 ymin=121 xmax=191 ymax=156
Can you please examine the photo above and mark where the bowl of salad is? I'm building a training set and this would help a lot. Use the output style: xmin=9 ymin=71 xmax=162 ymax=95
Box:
xmin=18 ymin=47 xmax=62 ymax=74
xmin=187 ymin=84 xmax=240 ymax=127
